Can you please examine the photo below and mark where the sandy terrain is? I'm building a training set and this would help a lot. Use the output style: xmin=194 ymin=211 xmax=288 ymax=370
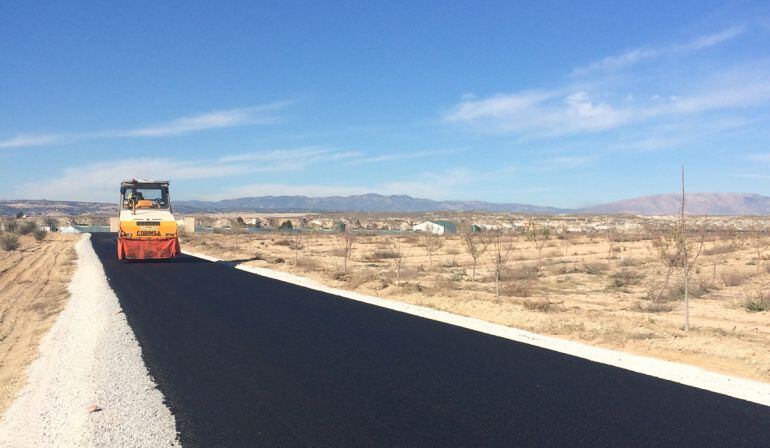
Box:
xmin=180 ymin=230 xmax=770 ymax=383
xmin=0 ymin=233 xmax=79 ymax=415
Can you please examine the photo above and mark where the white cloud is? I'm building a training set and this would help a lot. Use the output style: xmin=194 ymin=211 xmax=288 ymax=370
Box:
xmin=536 ymin=155 xmax=595 ymax=171
xmin=572 ymin=26 xmax=746 ymax=76
xmin=117 ymin=103 xmax=289 ymax=137
xmin=444 ymin=90 xmax=629 ymax=136
xmin=202 ymin=183 xmax=372 ymax=199
xmin=445 ymin=65 xmax=770 ymax=138
xmin=204 ymin=168 xmax=476 ymax=201
xmin=679 ymin=26 xmax=746 ymax=51
xmin=0 ymin=133 xmax=68 ymax=148
xmin=747 ymin=153 xmax=770 ymax=163
xmin=13 ymin=146 xmax=355 ymax=201
xmin=345 ymin=148 xmax=465 ymax=165
xmin=219 ymin=147 xmax=360 ymax=164
xmin=0 ymin=101 xmax=292 ymax=149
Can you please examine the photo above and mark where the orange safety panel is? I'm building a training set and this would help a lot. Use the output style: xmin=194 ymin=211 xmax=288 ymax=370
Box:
xmin=118 ymin=237 xmax=180 ymax=260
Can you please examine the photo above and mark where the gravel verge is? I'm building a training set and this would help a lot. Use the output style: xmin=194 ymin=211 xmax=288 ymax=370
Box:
xmin=0 ymin=234 xmax=179 ymax=447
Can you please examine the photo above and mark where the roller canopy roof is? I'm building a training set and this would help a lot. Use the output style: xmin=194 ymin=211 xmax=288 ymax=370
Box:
xmin=120 ymin=179 xmax=170 ymax=190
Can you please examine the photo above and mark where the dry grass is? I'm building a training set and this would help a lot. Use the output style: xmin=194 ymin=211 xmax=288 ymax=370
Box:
xmin=0 ymin=234 xmax=79 ymax=415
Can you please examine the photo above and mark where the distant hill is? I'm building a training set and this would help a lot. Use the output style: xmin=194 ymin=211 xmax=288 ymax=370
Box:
xmin=173 ymin=194 xmax=566 ymax=214
xmin=0 ymin=199 xmax=115 ymax=216
xmin=3 ymin=192 xmax=770 ymax=216
xmin=578 ymin=193 xmax=770 ymax=215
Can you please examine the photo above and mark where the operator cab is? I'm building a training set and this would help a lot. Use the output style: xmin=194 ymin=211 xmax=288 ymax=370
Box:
xmin=121 ymin=180 xmax=171 ymax=211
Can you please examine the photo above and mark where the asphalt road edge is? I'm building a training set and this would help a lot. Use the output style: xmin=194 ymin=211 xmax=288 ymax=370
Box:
xmin=182 ymin=248 xmax=770 ymax=407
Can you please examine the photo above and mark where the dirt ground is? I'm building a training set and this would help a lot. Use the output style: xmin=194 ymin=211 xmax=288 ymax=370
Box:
xmin=180 ymin=229 xmax=770 ymax=383
xmin=0 ymin=233 xmax=78 ymax=415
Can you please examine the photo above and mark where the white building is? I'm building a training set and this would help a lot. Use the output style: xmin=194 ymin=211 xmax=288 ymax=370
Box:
xmin=412 ymin=221 xmax=447 ymax=235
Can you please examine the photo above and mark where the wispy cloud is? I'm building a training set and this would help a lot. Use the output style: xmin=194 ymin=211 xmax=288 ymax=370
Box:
xmin=572 ymin=26 xmax=746 ymax=76
xmin=535 ymin=155 xmax=596 ymax=171
xmin=445 ymin=53 xmax=770 ymax=139
xmin=116 ymin=103 xmax=290 ymax=137
xmin=13 ymin=146 xmax=352 ymax=201
xmin=747 ymin=153 xmax=770 ymax=163
xmin=0 ymin=133 xmax=69 ymax=148
xmin=345 ymin=148 xmax=465 ymax=165
xmin=444 ymin=89 xmax=630 ymax=136
xmin=0 ymin=101 xmax=292 ymax=148
xmin=203 ymin=168 xmax=476 ymax=201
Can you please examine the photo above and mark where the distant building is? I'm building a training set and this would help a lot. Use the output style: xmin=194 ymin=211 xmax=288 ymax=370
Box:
xmin=412 ymin=220 xmax=457 ymax=235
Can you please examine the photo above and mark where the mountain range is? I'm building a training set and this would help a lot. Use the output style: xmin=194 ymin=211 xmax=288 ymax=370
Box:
xmin=2 ymin=192 xmax=770 ymax=216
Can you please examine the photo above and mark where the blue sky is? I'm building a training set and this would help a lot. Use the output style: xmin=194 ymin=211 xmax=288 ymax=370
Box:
xmin=1 ymin=1 xmax=770 ymax=207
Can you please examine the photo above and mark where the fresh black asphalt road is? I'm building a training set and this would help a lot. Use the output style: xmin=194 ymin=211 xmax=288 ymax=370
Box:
xmin=90 ymin=233 xmax=770 ymax=447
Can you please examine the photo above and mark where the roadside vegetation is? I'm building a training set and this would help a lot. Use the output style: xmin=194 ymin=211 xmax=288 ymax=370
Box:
xmin=1 ymin=216 xmax=54 ymax=251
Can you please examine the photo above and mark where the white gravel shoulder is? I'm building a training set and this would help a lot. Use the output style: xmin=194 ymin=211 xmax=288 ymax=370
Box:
xmin=0 ymin=234 xmax=179 ymax=447
xmin=185 ymin=248 xmax=770 ymax=408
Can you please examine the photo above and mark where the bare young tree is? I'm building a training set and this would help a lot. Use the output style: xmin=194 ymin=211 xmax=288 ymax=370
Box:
xmin=419 ymin=231 xmax=444 ymax=268
xmin=678 ymin=167 xmax=705 ymax=331
xmin=653 ymin=167 xmax=706 ymax=330
xmin=334 ymin=227 xmax=357 ymax=274
xmin=230 ymin=218 xmax=245 ymax=252
xmin=750 ymin=223 xmax=766 ymax=272
xmin=461 ymin=224 xmax=487 ymax=281
xmin=485 ymin=229 xmax=517 ymax=301
xmin=606 ymin=227 xmax=619 ymax=261
xmin=387 ymin=235 xmax=407 ymax=285
xmin=525 ymin=220 xmax=550 ymax=274
xmin=289 ymin=230 xmax=306 ymax=267
xmin=650 ymin=169 xmax=705 ymax=331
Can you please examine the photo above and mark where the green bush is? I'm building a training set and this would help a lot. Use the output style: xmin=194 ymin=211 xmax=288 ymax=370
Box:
xmin=4 ymin=221 xmax=18 ymax=233
xmin=1 ymin=234 xmax=20 ymax=251
xmin=33 ymin=230 xmax=46 ymax=241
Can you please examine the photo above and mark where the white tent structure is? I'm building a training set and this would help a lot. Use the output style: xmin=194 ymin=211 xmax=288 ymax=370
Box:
xmin=412 ymin=221 xmax=445 ymax=235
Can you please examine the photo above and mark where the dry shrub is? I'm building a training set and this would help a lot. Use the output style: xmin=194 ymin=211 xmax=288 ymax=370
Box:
xmin=505 ymin=264 xmax=538 ymax=281
xmin=274 ymin=239 xmax=292 ymax=246
xmin=445 ymin=247 xmax=461 ymax=255
xmin=703 ymin=244 xmax=737 ymax=256
xmin=437 ymin=259 xmax=459 ymax=268
xmin=1 ymin=233 xmax=20 ymax=251
xmin=618 ymin=257 xmax=644 ymax=267
xmin=632 ymin=301 xmax=674 ymax=313
xmin=33 ymin=230 xmax=46 ymax=241
xmin=399 ymin=281 xmax=427 ymax=293
xmin=363 ymin=249 xmax=399 ymax=260
xmin=741 ymin=292 xmax=770 ymax=312
xmin=296 ymin=257 xmax=321 ymax=271
xmin=722 ymin=271 xmax=750 ymax=287
xmin=18 ymin=221 xmax=37 ymax=235
xmin=584 ymin=263 xmax=607 ymax=275
xmin=501 ymin=281 xmax=533 ymax=297
xmin=272 ymin=257 xmax=285 ymax=264
xmin=552 ymin=264 xmax=578 ymax=275
xmin=365 ymin=277 xmax=391 ymax=291
xmin=609 ymin=269 xmax=644 ymax=289
xmin=331 ymin=271 xmax=348 ymax=281
xmin=522 ymin=298 xmax=564 ymax=312
xmin=546 ymin=249 xmax=562 ymax=258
